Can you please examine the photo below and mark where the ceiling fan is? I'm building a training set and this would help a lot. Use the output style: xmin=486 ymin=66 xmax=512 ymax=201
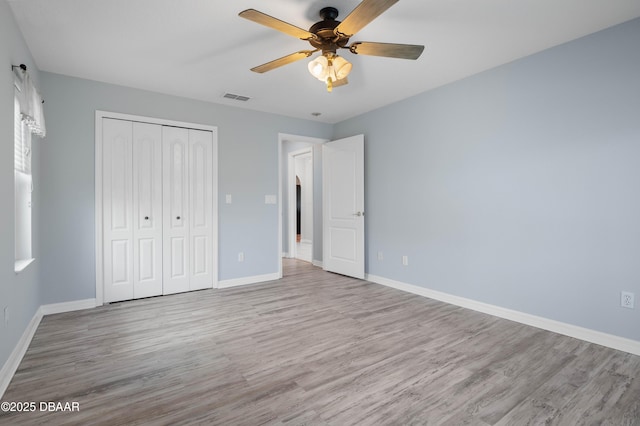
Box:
xmin=239 ymin=0 xmax=425 ymax=92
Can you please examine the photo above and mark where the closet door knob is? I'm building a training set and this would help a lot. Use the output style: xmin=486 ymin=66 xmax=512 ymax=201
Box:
xmin=144 ymin=216 xmax=149 ymax=220
xmin=176 ymin=216 xmax=181 ymax=220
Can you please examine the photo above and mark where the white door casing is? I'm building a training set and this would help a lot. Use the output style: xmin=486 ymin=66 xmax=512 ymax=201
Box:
xmin=188 ymin=129 xmax=214 ymax=291
xmin=132 ymin=122 xmax=163 ymax=299
xmin=103 ymin=118 xmax=134 ymax=302
xmin=322 ymin=135 xmax=365 ymax=279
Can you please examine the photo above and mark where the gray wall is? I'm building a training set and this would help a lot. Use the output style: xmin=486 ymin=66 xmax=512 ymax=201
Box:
xmin=333 ymin=18 xmax=640 ymax=341
xmin=0 ymin=0 xmax=42 ymax=372
xmin=38 ymin=72 xmax=332 ymax=304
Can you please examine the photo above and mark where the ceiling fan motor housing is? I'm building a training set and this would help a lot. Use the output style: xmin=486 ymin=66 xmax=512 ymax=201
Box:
xmin=308 ymin=7 xmax=350 ymax=53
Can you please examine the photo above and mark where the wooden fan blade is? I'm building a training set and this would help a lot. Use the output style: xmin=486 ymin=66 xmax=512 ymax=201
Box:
xmin=250 ymin=50 xmax=316 ymax=73
xmin=239 ymin=9 xmax=316 ymax=40
xmin=334 ymin=0 xmax=399 ymax=38
xmin=349 ymin=42 xmax=424 ymax=59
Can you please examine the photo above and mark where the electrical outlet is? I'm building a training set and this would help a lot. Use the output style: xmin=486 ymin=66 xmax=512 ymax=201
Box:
xmin=238 ymin=252 xmax=244 ymax=262
xmin=377 ymin=251 xmax=383 ymax=261
xmin=225 ymin=194 xmax=232 ymax=204
xmin=4 ymin=306 xmax=9 ymax=326
xmin=402 ymin=255 xmax=409 ymax=266
xmin=621 ymin=291 xmax=635 ymax=309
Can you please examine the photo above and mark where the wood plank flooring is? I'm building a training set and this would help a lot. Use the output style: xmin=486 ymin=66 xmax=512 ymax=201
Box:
xmin=1 ymin=259 xmax=639 ymax=425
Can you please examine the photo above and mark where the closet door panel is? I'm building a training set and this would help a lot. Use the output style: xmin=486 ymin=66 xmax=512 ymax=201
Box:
xmin=103 ymin=118 xmax=134 ymax=303
xmin=163 ymin=126 xmax=190 ymax=295
xmin=132 ymin=122 xmax=163 ymax=299
xmin=189 ymin=129 xmax=214 ymax=290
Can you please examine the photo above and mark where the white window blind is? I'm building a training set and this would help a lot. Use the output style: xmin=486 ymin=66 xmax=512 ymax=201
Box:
xmin=14 ymin=95 xmax=31 ymax=175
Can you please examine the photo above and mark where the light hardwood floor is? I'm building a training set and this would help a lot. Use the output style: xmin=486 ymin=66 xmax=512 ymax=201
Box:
xmin=1 ymin=259 xmax=639 ymax=425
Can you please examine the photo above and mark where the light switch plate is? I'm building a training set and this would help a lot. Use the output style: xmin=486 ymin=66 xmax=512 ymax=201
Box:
xmin=225 ymin=194 xmax=232 ymax=204
xmin=265 ymin=195 xmax=277 ymax=204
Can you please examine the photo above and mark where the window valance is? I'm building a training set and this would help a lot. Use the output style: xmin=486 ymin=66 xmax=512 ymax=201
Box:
xmin=13 ymin=66 xmax=46 ymax=138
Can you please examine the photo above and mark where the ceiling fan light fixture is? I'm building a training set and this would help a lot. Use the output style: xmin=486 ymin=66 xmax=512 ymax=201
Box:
xmin=308 ymin=53 xmax=352 ymax=92
xmin=308 ymin=55 xmax=329 ymax=80
xmin=332 ymin=55 xmax=352 ymax=80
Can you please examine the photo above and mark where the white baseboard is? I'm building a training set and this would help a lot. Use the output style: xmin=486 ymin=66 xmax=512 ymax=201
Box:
xmin=312 ymin=260 xmax=323 ymax=268
xmin=282 ymin=252 xmax=290 ymax=258
xmin=41 ymin=298 xmax=97 ymax=315
xmin=218 ymin=273 xmax=280 ymax=289
xmin=366 ymin=274 xmax=640 ymax=357
xmin=0 ymin=307 xmax=43 ymax=399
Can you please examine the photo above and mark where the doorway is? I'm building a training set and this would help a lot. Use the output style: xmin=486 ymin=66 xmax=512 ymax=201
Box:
xmin=278 ymin=134 xmax=327 ymax=277
xmin=291 ymin=149 xmax=313 ymax=263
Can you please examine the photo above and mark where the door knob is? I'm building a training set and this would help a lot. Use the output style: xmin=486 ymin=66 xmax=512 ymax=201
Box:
xmin=353 ymin=212 xmax=363 ymax=217
xmin=176 ymin=216 xmax=181 ymax=220
xmin=144 ymin=216 xmax=149 ymax=220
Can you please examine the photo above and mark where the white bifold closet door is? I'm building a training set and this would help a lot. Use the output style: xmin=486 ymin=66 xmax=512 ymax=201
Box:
xmin=187 ymin=129 xmax=214 ymax=291
xmin=132 ymin=122 xmax=163 ymax=298
xmin=103 ymin=119 xmax=134 ymax=303
xmin=103 ymin=119 xmax=163 ymax=302
xmin=103 ymin=120 xmax=213 ymax=303
xmin=162 ymin=126 xmax=214 ymax=295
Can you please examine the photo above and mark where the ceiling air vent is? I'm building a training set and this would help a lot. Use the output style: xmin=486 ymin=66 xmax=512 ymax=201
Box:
xmin=223 ymin=93 xmax=250 ymax=102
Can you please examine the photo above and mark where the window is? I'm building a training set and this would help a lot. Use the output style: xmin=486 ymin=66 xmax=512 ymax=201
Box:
xmin=15 ymin=93 xmax=34 ymax=272
xmin=13 ymin=67 xmax=45 ymax=273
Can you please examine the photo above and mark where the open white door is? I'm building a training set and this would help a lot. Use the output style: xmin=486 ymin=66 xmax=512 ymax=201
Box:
xmin=322 ymin=135 xmax=365 ymax=279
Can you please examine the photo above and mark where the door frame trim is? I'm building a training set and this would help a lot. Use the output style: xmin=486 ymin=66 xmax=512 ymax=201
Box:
xmin=95 ymin=110 xmax=218 ymax=306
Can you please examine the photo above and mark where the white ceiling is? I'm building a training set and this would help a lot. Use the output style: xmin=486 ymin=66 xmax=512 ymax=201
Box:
xmin=8 ymin=0 xmax=640 ymax=123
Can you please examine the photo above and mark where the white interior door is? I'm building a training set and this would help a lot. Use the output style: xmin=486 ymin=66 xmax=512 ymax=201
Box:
xmin=103 ymin=118 xmax=134 ymax=302
xmin=163 ymin=126 xmax=190 ymax=295
xmin=188 ymin=129 xmax=214 ymax=290
xmin=322 ymin=134 xmax=365 ymax=279
xmin=132 ymin=122 xmax=163 ymax=298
